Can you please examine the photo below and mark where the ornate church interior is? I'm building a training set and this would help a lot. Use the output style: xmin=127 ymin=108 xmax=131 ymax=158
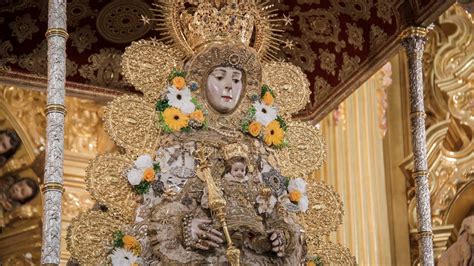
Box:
xmin=0 ymin=0 xmax=472 ymax=265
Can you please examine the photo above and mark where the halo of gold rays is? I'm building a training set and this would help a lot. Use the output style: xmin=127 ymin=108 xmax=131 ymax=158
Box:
xmin=150 ymin=0 xmax=284 ymax=62
xmin=262 ymin=62 xmax=311 ymax=117
xmin=275 ymin=121 xmax=327 ymax=179
xmin=121 ymin=39 xmax=183 ymax=101
xmin=66 ymin=210 xmax=126 ymax=265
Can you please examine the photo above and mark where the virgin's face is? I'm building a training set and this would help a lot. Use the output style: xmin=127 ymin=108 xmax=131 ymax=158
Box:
xmin=206 ymin=66 xmax=243 ymax=114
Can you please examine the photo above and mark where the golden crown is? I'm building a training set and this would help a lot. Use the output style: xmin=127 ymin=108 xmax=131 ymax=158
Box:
xmin=222 ymin=143 xmax=249 ymax=161
xmin=152 ymin=0 xmax=283 ymax=61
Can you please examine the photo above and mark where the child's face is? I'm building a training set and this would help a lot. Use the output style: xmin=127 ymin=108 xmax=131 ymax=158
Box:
xmin=230 ymin=162 xmax=246 ymax=179
xmin=0 ymin=133 xmax=13 ymax=154
xmin=9 ymin=180 xmax=33 ymax=201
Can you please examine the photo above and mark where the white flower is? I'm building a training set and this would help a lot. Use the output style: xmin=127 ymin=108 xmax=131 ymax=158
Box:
xmin=254 ymin=102 xmax=278 ymax=126
xmin=287 ymin=178 xmax=308 ymax=212
xmin=110 ymin=247 xmax=138 ymax=266
xmin=127 ymin=168 xmax=143 ymax=186
xmin=134 ymin=154 xmax=153 ymax=169
xmin=166 ymin=86 xmax=195 ymax=114
xmin=287 ymin=178 xmax=306 ymax=193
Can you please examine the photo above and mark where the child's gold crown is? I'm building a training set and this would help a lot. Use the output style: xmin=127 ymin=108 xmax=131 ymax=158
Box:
xmin=223 ymin=143 xmax=249 ymax=161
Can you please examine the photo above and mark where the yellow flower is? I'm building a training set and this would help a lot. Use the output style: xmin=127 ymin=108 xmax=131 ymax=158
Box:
xmin=190 ymin=110 xmax=205 ymax=122
xmin=143 ymin=167 xmax=155 ymax=182
xmin=248 ymin=121 xmax=262 ymax=137
xmin=123 ymin=235 xmax=141 ymax=255
xmin=172 ymin=76 xmax=186 ymax=90
xmin=264 ymin=120 xmax=284 ymax=146
xmin=262 ymin=91 xmax=274 ymax=105
xmin=289 ymin=190 xmax=302 ymax=203
xmin=163 ymin=107 xmax=189 ymax=131
xmin=307 ymin=261 xmax=316 ymax=266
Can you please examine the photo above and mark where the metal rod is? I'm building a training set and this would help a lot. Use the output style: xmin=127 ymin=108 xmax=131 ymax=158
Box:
xmin=400 ymin=26 xmax=434 ymax=266
xmin=41 ymin=0 xmax=68 ymax=264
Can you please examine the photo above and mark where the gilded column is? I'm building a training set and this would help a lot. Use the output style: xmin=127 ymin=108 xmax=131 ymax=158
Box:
xmin=400 ymin=27 xmax=434 ymax=265
xmin=41 ymin=0 xmax=68 ymax=265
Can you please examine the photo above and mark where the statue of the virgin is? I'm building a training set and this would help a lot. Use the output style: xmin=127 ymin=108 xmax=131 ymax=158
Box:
xmin=65 ymin=1 xmax=344 ymax=265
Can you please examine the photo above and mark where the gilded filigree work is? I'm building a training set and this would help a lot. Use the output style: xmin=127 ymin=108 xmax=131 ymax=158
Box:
xmin=85 ymin=153 xmax=137 ymax=222
xmin=312 ymin=76 xmax=332 ymax=104
xmin=17 ymin=40 xmax=78 ymax=77
xmin=318 ymin=48 xmax=337 ymax=76
xmin=370 ymin=25 xmax=388 ymax=50
xmin=311 ymin=239 xmax=357 ymax=265
xmin=330 ymin=0 xmax=373 ymax=21
xmin=275 ymin=121 xmax=327 ymax=179
xmin=8 ymin=14 xmax=39 ymax=43
xmin=338 ymin=53 xmax=361 ymax=82
xmin=104 ymin=95 xmax=159 ymax=157
xmin=66 ymin=210 xmax=126 ymax=265
xmin=0 ymin=41 xmax=17 ymax=71
xmin=346 ymin=23 xmax=364 ymax=51
xmin=78 ymin=48 xmax=128 ymax=89
xmin=262 ymin=62 xmax=311 ymax=116
xmin=70 ymin=25 xmax=98 ymax=53
xmin=96 ymin=0 xmax=152 ymax=44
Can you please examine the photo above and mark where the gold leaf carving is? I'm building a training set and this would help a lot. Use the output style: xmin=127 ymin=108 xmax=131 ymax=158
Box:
xmin=85 ymin=153 xmax=137 ymax=222
xmin=275 ymin=121 xmax=327 ymax=178
xmin=104 ymin=95 xmax=159 ymax=157
xmin=262 ymin=62 xmax=310 ymax=116
xmin=121 ymin=40 xmax=183 ymax=101
xmin=66 ymin=210 xmax=125 ymax=265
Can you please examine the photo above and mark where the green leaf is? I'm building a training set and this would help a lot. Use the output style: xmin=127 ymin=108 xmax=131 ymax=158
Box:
xmin=155 ymin=99 xmax=170 ymax=112
xmin=181 ymin=126 xmax=191 ymax=132
xmin=153 ymin=162 xmax=161 ymax=172
xmin=241 ymin=120 xmax=250 ymax=133
xmin=167 ymin=68 xmax=186 ymax=82
xmin=191 ymin=97 xmax=203 ymax=110
xmin=260 ymin=84 xmax=275 ymax=98
xmin=276 ymin=115 xmax=287 ymax=131
xmin=113 ymin=230 xmax=124 ymax=248
xmin=135 ymin=181 xmax=150 ymax=195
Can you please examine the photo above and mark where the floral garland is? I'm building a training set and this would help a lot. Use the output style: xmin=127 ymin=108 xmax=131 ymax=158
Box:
xmin=109 ymin=230 xmax=142 ymax=266
xmin=155 ymin=69 xmax=207 ymax=132
xmin=241 ymin=85 xmax=288 ymax=147
xmin=126 ymin=154 xmax=160 ymax=195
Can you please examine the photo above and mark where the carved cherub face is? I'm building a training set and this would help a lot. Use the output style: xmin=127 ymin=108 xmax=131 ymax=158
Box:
xmin=9 ymin=180 xmax=34 ymax=202
xmin=0 ymin=133 xmax=13 ymax=154
xmin=206 ymin=66 xmax=243 ymax=114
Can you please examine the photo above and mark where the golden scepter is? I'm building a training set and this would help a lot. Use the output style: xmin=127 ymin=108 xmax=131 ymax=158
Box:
xmin=196 ymin=149 xmax=240 ymax=266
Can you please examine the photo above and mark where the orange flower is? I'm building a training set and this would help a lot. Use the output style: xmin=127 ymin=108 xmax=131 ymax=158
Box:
xmin=143 ymin=167 xmax=155 ymax=182
xmin=248 ymin=121 xmax=262 ymax=137
xmin=262 ymin=91 xmax=274 ymax=105
xmin=122 ymin=235 xmax=141 ymax=255
xmin=289 ymin=190 xmax=302 ymax=203
xmin=163 ymin=107 xmax=189 ymax=131
xmin=307 ymin=261 xmax=316 ymax=266
xmin=264 ymin=120 xmax=284 ymax=146
xmin=172 ymin=76 xmax=186 ymax=89
xmin=190 ymin=110 xmax=205 ymax=122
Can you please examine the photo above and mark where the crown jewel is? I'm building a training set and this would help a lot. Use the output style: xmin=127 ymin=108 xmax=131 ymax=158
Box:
xmin=153 ymin=0 xmax=283 ymax=61
xmin=223 ymin=143 xmax=250 ymax=161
